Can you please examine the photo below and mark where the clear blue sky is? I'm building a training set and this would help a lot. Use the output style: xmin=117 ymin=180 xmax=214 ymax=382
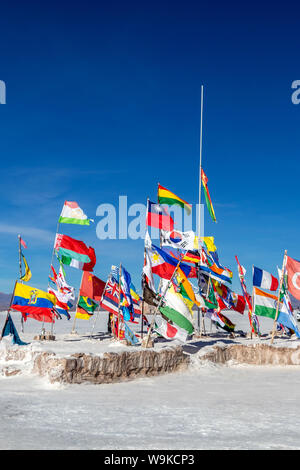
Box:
xmin=0 ymin=1 xmax=299 ymax=295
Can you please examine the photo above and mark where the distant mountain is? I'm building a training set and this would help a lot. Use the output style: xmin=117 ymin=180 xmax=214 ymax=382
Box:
xmin=0 ymin=292 xmax=11 ymax=310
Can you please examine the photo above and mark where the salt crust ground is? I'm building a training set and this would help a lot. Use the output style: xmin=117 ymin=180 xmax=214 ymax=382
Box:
xmin=1 ymin=311 xmax=300 ymax=450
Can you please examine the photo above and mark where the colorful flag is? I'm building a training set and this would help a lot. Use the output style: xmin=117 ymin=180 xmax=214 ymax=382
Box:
xmin=199 ymin=248 xmax=232 ymax=284
xmin=48 ymin=286 xmax=73 ymax=319
xmin=286 ymin=255 xmax=300 ymax=301
xmin=200 ymin=236 xmax=217 ymax=253
xmin=253 ymin=266 xmax=279 ymax=291
xmin=100 ymin=277 xmax=120 ymax=316
xmin=235 ymin=255 xmax=259 ymax=334
xmin=59 ymin=201 xmax=92 ymax=225
xmin=54 ymin=234 xmax=93 ymax=265
xmin=11 ymin=282 xmax=57 ymax=322
xmin=201 ymin=168 xmax=216 ymax=223
xmin=158 ymin=184 xmax=192 ymax=214
xmin=154 ymin=315 xmax=188 ymax=342
xmin=146 ymin=200 xmax=174 ymax=231
xmin=76 ymin=296 xmax=98 ymax=320
xmin=160 ymin=281 xmax=194 ymax=334
xmin=176 ymin=268 xmax=200 ymax=307
xmin=80 ymin=271 xmax=105 ymax=301
xmin=120 ymin=266 xmax=133 ymax=310
xmin=253 ymin=287 xmax=277 ymax=319
xmin=163 ymin=246 xmax=201 ymax=265
xmin=277 ymin=294 xmax=300 ymax=338
xmin=207 ymin=311 xmax=235 ymax=333
xmin=20 ymin=253 xmax=32 ymax=282
xmin=161 ymin=230 xmax=196 ymax=251
xmin=147 ymin=244 xmax=193 ymax=280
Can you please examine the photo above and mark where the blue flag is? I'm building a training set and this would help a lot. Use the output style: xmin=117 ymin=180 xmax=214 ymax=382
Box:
xmin=124 ymin=322 xmax=139 ymax=345
xmin=1 ymin=313 xmax=28 ymax=346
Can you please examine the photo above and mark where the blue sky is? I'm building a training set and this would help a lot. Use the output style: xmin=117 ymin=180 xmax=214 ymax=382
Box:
xmin=0 ymin=1 xmax=299 ymax=295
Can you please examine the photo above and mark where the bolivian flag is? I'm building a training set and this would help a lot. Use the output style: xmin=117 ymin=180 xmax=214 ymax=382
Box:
xmin=11 ymin=282 xmax=56 ymax=317
xmin=201 ymin=169 xmax=217 ymax=223
xmin=158 ymin=184 xmax=192 ymax=215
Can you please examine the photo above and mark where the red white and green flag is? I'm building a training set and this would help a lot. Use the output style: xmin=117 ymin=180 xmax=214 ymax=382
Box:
xmin=59 ymin=201 xmax=93 ymax=225
xmin=54 ymin=234 xmax=95 ymax=268
xmin=154 ymin=315 xmax=188 ymax=343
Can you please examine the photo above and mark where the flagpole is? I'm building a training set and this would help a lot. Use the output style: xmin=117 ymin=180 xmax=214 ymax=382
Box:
xmin=71 ymin=270 xmax=84 ymax=334
xmin=141 ymin=198 xmax=150 ymax=340
xmin=143 ymin=254 xmax=185 ymax=348
xmin=18 ymin=235 xmax=25 ymax=333
xmin=271 ymin=250 xmax=287 ymax=345
xmin=197 ymin=85 xmax=204 ymax=335
xmin=117 ymin=263 xmax=122 ymax=341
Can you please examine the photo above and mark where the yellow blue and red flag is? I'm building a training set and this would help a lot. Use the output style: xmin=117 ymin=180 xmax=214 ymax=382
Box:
xmin=11 ymin=282 xmax=56 ymax=322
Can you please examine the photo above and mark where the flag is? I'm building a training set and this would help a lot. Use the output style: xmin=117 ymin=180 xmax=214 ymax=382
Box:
xmin=124 ymin=322 xmax=139 ymax=345
xmin=201 ymin=168 xmax=216 ymax=222
xmin=1 ymin=313 xmax=28 ymax=345
xmin=146 ymin=200 xmax=174 ymax=231
xmin=235 ymin=255 xmax=259 ymax=334
xmin=253 ymin=287 xmax=278 ymax=319
xmin=120 ymin=266 xmax=133 ymax=310
xmin=80 ymin=271 xmax=105 ymax=301
xmin=48 ymin=287 xmax=72 ymax=319
xmin=143 ymin=282 xmax=160 ymax=307
xmin=154 ymin=315 xmax=188 ymax=342
xmin=111 ymin=265 xmax=120 ymax=282
xmin=54 ymin=234 xmax=94 ymax=265
xmin=20 ymin=253 xmax=32 ymax=282
xmin=163 ymin=246 xmax=201 ymax=265
xmin=176 ymin=268 xmax=200 ymax=307
xmin=206 ymin=311 xmax=235 ymax=333
xmin=147 ymin=244 xmax=193 ymax=280
xmin=19 ymin=236 xmax=27 ymax=249
xmin=59 ymin=201 xmax=92 ymax=225
xmin=230 ymin=292 xmax=246 ymax=314
xmin=286 ymin=255 xmax=300 ymax=301
xmin=60 ymin=247 xmax=96 ymax=272
xmin=160 ymin=281 xmax=194 ymax=334
xmin=253 ymin=266 xmax=279 ymax=291
xmin=200 ymin=236 xmax=217 ymax=253
xmin=161 ymin=230 xmax=196 ymax=251
xmin=277 ymin=294 xmax=300 ymax=338
xmin=76 ymin=296 xmax=98 ymax=320
xmin=199 ymin=248 xmax=232 ymax=284
xmin=158 ymin=184 xmax=192 ymax=214
xmin=11 ymin=282 xmax=57 ymax=322
xmin=100 ymin=277 xmax=120 ymax=315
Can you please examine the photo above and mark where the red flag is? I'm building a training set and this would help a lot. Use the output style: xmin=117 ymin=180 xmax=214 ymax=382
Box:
xmin=146 ymin=200 xmax=174 ymax=231
xmin=286 ymin=255 xmax=300 ymax=301
xmin=80 ymin=271 xmax=106 ymax=301
xmin=19 ymin=236 xmax=27 ymax=249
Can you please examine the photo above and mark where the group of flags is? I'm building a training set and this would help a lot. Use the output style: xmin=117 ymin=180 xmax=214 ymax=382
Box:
xmin=4 ymin=168 xmax=300 ymax=347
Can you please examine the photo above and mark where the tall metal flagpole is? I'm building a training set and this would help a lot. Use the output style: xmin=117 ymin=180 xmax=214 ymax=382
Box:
xmin=197 ymin=85 xmax=204 ymax=335
xmin=18 ymin=235 xmax=24 ymax=332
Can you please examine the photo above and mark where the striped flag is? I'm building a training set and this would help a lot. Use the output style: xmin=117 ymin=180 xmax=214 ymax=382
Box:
xmin=252 ymin=266 xmax=279 ymax=291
